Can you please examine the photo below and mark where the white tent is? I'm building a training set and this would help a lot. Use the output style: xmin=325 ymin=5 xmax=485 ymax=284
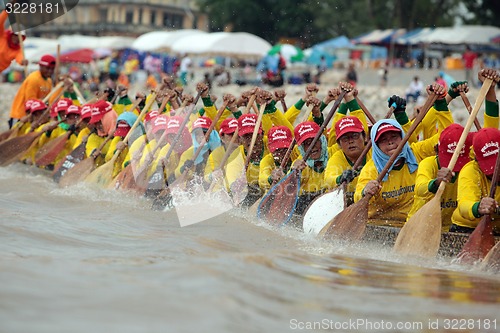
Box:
xmin=171 ymin=32 xmax=272 ymax=57
xmin=132 ymin=29 xmax=207 ymax=52
xmin=396 ymin=26 xmax=500 ymax=45
xmin=57 ymin=35 xmax=135 ymax=50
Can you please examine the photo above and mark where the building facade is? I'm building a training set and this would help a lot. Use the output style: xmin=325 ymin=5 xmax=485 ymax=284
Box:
xmin=30 ymin=0 xmax=209 ymax=37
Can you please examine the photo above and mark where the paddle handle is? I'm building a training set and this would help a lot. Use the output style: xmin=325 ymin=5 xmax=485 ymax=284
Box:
xmin=303 ymin=90 xmax=346 ymax=161
xmin=42 ymin=81 xmax=65 ymax=104
xmin=161 ymin=93 xmax=201 ymax=165
xmin=243 ymin=94 xmax=256 ymax=114
xmin=459 ymin=91 xmax=481 ymax=130
xmin=55 ymin=44 xmax=61 ymax=83
xmin=355 ymin=96 xmax=377 ymax=125
xmin=280 ymin=99 xmax=288 ymax=113
xmin=123 ymin=92 xmax=157 ymax=145
xmin=72 ymin=83 xmax=87 ymax=104
xmin=243 ymin=102 xmax=266 ymax=170
xmin=444 ymin=79 xmax=492 ymax=175
xmin=217 ymin=128 xmax=239 ymax=170
xmin=191 ymin=100 xmax=228 ymax=164
xmin=375 ymin=93 xmax=438 ymax=184
xmin=91 ymin=131 xmax=115 ymax=159
xmin=15 ymin=22 xmax=27 ymax=78
xmin=488 ymin=147 xmax=500 ymax=199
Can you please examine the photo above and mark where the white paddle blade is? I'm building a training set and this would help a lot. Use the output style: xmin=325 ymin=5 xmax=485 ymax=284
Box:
xmin=303 ymin=188 xmax=345 ymax=235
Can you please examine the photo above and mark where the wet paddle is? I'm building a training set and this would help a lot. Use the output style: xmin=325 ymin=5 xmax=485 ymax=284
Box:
xmin=479 ymin=240 xmax=500 ymax=272
xmin=393 ymin=78 xmax=493 ymax=258
xmin=229 ymin=102 xmax=267 ymax=206
xmin=304 ymin=105 xmax=395 ymax=235
xmin=319 ymin=93 xmax=438 ymax=241
xmin=257 ymin=91 xmax=347 ymax=226
xmin=58 ymin=132 xmax=114 ymax=187
xmin=84 ymin=92 xmax=158 ymax=187
xmin=152 ymin=99 xmax=228 ymax=209
xmin=52 ymin=134 xmax=89 ymax=183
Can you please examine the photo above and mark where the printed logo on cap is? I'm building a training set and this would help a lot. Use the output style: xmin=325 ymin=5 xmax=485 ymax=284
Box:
xmin=338 ymin=117 xmax=355 ymax=131
xmin=241 ymin=116 xmax=257 ymax=127
xmin=91 ymin=106 xmax=101 ymax=117
xmin=80 ymin=105 xmax=92 ymax=117
xmin=193 ymin=117 xmax=209 ymax=128
xmin=154 ymin=116 xmax=168 ymax=126
xmin=67 ymin=105 xmax=80 ymax=115
xmin=270 ymin=128 xmax=289 ymax=141
xmin=480 ymin=141 xmax=499 ymax=158
xmin=445 ymin=141 xmax=466 ymax=156
xmin=117 ymin=122 xmax=130 ymax=128
xmin=298 ymin=123 xmax=315 ymax=137
xmin=167 ymin=118 xmax=180 ymax=128
xmin=227 ymin=118 xmax=238 ymax=128
xmin=30 ymin=100 xmax=44 ymax=111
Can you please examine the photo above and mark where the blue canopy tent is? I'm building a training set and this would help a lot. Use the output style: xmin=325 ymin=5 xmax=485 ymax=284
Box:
xmin=306 ymin=36 xmax=352 ymax=68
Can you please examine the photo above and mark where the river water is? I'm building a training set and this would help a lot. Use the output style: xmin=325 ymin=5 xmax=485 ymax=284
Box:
xmin=1 ymin=163 xmax=499 ymax=333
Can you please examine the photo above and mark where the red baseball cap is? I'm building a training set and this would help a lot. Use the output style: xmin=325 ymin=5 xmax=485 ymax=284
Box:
xmin=66 ymin=104 xmax=81 ymax=116
xmin=25 ymin=99 xmax=34 ymax=112
xmin=473 ymin=127 xmax=500 ymax=176
xmin=152 ymin=115 xmax=169 ymax=134
xmin=294 ymin=121 xmax=320 ymax=146
xmin=29 ymin=99 xmax=46 ymax=113
xmin=192 ymin=116 xmax=212 ymax=130
xmin=165 ymin=116 xmax=183 ymax=135
xmin=438 ymin=124 xmax=473 ymax=172
xmin=89 ymin=100 xmax=113 ymax=124
xmin=238 ymin=114 xmax=262 ymax=136
xmin=144 ymin=110 xmax=159 ymax=123
xmin=374 ymin=123 xmax=401 ymax=142
xmin=80 ymin=104 xmax=92 ymax=119
xmin=219 ymin=118 xmax=238 ymax=135
xmin=39 ymin=54 xmax=56 ymax=67
xmin=335 ymin=116 xmax=364 ymax=140
xmin=55 ymin=98 xmax=73 ymax=114
xmin=268 ymin=126 xmax=293 ymax=153
xmin=114 ymin=120 xmax=131 ymax=137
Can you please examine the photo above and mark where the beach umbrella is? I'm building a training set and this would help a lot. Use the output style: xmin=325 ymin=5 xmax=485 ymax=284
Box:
xmin=268 ymin=44 xmax=304 ymax=63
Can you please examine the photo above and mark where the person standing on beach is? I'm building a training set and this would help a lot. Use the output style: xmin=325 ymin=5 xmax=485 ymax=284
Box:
xmin=462 ymin=46 xmax=477 ymax=85
xmin=8 ymin=54 xmax=58 ymax=129
xmin=346 ymin=63 xmax=357 ymax=86
xmin=179 ymin=54 xmax=192 ymax=86
xmin=0 ymin=9 xmax=28 ymax=73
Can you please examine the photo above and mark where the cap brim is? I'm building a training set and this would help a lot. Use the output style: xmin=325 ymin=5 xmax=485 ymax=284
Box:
xmin=297 ymin=133 xmax=316 ymax=146
xmin=269 ymin=140 xmax=291 ymax=153
xmin=89 ymin=114 xmax=104 ymax=124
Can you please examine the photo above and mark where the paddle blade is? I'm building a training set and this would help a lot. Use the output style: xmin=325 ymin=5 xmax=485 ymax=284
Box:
xmin=144 ymin=166 xmax=166 ymax=199
xmin=480 ymin=241 xmax=500 ymax=272
xmin=393 ymin=195 xmax=442 ymax=257
xmin=303 ymin=187 xmax=345 ymax=235
xmin=456 ymin=216 xmax=495 ymax=264
xmin=0 ymin=128 xmax=17 ymax=143
xmin=257 ymin=171 xmax=299 ymax=226
xmin=58 ymin=157 xmax=95 ymax=187
xmin=85 ymin=160 xmax=115 ymax=187
xmin=52 ymin=142 xmax=86 ymax=183
xmin=0 ymin=132 xmax=40 ymax=166
xmin=230 ymin=174 xmax=249 ymax=206
xmin=35 ymin=132 xmax=70 ymax=167
xmin=319 ymin=195 xmax=369 ymax=241
xmin=110 ymin=164 xmax=134 ymax=190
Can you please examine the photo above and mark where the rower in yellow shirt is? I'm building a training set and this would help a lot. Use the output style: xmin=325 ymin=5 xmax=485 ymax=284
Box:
xmin=259 ymin=125 xmax=295 ymax=192
xmin=451 ymin=127 xmax=500 ymax=235
xmin=354 ymin=84 xmax=453 ymax=227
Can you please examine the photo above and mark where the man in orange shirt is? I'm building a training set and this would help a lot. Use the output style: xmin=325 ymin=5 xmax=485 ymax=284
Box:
xmin=0 ymin=9 xmax=28 ymax=72
xmin=8 ymin=54 xmax=56 ymax=128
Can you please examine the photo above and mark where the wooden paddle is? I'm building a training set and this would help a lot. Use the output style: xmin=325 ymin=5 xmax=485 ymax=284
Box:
xmin=152 ymin=99 xmax=228 ymax=209
xmin=0 ymin=81 xmax=65 ymax=143
xmin=230 ymin=102 xmax=267 ymax=206
xmin=393 ymin=78 xmax=493 ymax=258
xmin=35 ymin=122 xmax=80 ymax=167
xmin=58 ymin=132 xmax=114 ymax=187
xmin=207 ymin=127 xmax=240 ymax=194
xmin=319 ymin=92 xmax=439 ymax=241
xmin=15 ymin=22 xmax=28 ymax=78
xmin=84 ymin=92 xmax=158 ymax=187
xmin=115 ymin=96 xmax=190 ymax=193
xmin=52 ymin=134 xmax=90 ymax=183
xmin=479 ymin=239 xmax=500 ymax=272
xmin=460 ymin=91 xmax=481 ymax=131
xmin=55 ymin=44 xmax=61 ymax=83
xmin=257 ymin=91 xmax=347 ymax=226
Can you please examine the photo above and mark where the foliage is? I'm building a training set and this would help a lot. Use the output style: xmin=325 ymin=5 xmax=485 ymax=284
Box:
xmin=196 ymin=0 xmax=498 ymax=47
